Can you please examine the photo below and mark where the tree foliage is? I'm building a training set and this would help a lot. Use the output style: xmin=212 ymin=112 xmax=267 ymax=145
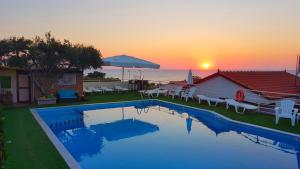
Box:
xmin=0 ymin=32 xmax=103 ymax=96
xmin=86 ymin=71 xmax=106 ymax=79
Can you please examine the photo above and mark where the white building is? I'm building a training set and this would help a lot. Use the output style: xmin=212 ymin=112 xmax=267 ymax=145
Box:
xmin=194 ymin=70 xmax=300 ymax=105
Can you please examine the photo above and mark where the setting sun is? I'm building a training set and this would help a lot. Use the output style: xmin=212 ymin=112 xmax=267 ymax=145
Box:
xmin=201 ymin=62 xmax=211 ymax=69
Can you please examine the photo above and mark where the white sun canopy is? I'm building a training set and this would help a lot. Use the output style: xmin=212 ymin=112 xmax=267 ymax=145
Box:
xmin=187 ymin=69 xmax=193 ymax=85
xmin=103 ymin=55 xmax=160 ymax=69
xmin=103 ymin=55 xmax=160 ymax=81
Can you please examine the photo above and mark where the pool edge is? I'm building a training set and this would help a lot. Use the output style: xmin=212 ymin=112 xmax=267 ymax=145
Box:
xmin=31 ymin=109 xmax=82 ymax=169
xmin=31 ymin=99 xmax=300 ymax=169
xmin=155 ymin=99 xmax=300 ymax=138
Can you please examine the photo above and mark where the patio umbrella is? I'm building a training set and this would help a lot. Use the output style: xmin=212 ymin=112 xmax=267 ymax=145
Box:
xmin=186 ymin=118 xmax=193 ymax=134
xmin=187 ymin=69 xmax=193 ymax=85
xmin=103 ymin=55 xmax=160 ymax=81
xmin=59 ymin=119 xmax=159 ymax=160
xmin=195 ymin=115 xmax=230 ymax=136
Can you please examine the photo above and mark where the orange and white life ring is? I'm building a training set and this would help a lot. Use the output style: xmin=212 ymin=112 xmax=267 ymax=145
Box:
xmin=235 ymin=89 xmax=245 ymax=102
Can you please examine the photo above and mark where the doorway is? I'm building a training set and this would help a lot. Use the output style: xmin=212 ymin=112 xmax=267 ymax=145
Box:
xmin=17 ymin=73 xmax=31 ymax=103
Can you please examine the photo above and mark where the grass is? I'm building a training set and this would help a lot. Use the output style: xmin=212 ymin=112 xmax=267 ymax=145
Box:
xmin=2 ymin=92 xmax=140 ymax=169
xmin=1 ymin=92 xmax=300 ymax=169
xmin=0 ymin=105 xmax=4 ymax=169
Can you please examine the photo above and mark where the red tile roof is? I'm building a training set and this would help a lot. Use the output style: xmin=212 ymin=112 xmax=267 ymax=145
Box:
xmin=197 ymin=70 xmax=300 ymax=99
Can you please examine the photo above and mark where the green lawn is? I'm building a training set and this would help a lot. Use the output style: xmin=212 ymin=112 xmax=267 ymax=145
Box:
xmin=1 ymin=92 xmax=299 ymax=169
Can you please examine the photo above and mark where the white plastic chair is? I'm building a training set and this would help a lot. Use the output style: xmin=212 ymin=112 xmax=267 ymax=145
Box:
xmin=168 ymin=86 xmax=183 ymax=99
xmin=181 ymin=87 xmax=196 ymax=102
xmin=275 ymin=99 xmax=298 ymax=126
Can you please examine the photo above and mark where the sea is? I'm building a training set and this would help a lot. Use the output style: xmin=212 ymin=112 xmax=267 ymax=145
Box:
xmin=84 ymin=68 xmax=218 ymax=83
xmin=84 ymin=68 xmax=296 ymax=84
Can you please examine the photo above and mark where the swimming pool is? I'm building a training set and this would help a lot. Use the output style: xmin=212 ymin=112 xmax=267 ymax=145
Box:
xmin=32 ymin=100 xmax=300 ymax=169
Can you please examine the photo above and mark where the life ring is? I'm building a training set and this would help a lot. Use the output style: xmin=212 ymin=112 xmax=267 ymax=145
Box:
xmin=235 ymin=89 xmax=245 ymax=102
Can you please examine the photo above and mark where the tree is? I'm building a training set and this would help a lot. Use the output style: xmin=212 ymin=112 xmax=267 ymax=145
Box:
xmin=64 ymin=44 xmax=103 ymax=71
xmin=0 ymin=32 xmax=103 ymax=96
xmin=0 ymin=37 xmax=32 ymax=67
xmin=86 ymin=71 xmax=106 ymax=79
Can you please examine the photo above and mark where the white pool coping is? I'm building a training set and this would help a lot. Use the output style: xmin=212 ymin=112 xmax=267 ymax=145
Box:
xmin=31 ymin=99 xmax=300 ymax=169
xmin=31 ymin=109 xmax=82 ymax=169
xmin=156 ymin=99 xmax=300 ymax=138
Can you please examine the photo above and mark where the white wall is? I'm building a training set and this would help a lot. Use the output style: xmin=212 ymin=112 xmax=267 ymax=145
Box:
xmin=83 ymin=81 xmax=129 ymax=89
xmin=0 ymin=70 xmax=17 ymax=103
xmin=194 ymin=76 xmax=273 ymax=105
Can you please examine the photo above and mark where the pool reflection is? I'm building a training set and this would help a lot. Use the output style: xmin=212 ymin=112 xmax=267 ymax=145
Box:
xmin=54 ymin=118 xmax=159 ymax=161
xmin=48 ymin=101 xmax=300 ymax=169
xmin=167 ymin=105 xmax=300 ymax=169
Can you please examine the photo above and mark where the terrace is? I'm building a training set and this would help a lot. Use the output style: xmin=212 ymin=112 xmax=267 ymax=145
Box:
xmin=1 ymin=92 xmax=300 ymax=169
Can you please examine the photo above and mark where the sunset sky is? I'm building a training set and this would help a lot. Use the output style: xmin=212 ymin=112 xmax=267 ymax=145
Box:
xmin=0 ymin=0 xmax=300 ymax=70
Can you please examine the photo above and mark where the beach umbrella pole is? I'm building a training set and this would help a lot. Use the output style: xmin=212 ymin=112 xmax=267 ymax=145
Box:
xmin=122 ymin=67 xmax=125 ymax=82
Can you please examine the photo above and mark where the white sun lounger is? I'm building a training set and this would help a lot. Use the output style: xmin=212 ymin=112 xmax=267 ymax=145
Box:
xmin=100 ymin=87 xmax=114 ymax=93
xmin=275 ymin=99 xmax=298 ymax=126
xmin=146 ymin=87 xmax=169 ymax=97
xmin=197 ymin=95 xmax=225 ymax=106
xmin=90 ymin=87 xmax=104 ymax=93
xmin=83 ymin=87 xmax=94 ymax=94
xmin=115 ymin=86 xmax=129 ymax=92
xmin=168 ymin=86 xmax=183 ymax=99
xmin=225 ymin=99 xmax=258 ymax=114
xmin=181 ymin=87 xmax=196 ymax=102
xmin=149 ymin=88 xmax=168 ymax=97
xmin=138 ymin=89 xmax=156 ymax=97
xmin=139 ymin=88 xmax=168 ymax=97
xmin=156 ymin=89 xmax=168 ymax=97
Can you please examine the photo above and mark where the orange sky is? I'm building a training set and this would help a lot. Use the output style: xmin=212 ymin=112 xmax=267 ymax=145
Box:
xmin=0 ymin=0 xmax=300 ymax=70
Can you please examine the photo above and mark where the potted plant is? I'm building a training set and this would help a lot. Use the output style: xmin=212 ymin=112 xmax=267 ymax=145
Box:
xmin=37 ymin=94 xmax=57 ymax=105
xmin=2 ymin=91 xmax=13 ymax=105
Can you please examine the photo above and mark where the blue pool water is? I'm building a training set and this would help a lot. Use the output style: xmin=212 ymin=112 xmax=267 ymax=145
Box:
xmin=35 ymin=100 xmax=300 ymax=169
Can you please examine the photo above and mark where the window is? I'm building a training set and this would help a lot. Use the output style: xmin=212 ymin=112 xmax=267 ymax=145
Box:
xmin=0 ymin=76 xmax=11 ymax=89
xmin=57 ymin=74 xmax=77 ymax=86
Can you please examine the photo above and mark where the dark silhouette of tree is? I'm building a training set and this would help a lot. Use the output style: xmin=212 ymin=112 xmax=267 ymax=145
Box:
xmin=86 ymin=71 xmax=106 ymax=79
xmin=0 ymin=32 xmax=103 ymax=96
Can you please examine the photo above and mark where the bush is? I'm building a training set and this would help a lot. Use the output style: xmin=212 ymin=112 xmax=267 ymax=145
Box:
xmin=0 ymin=106 xmax=4 ymax=168
xmin=86 ymin=71 xmax=105 ymax=79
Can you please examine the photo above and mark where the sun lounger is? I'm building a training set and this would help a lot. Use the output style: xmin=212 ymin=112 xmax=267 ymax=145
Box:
xmin=138 ymin=90 xmax=155 ymax=98
xmin=154 ymin=88 xmax=168 ymax=97
xmin=197 ymin=95 xmax=225 ymax=106
xmin=275 ymin=99 xmax=298 ymax=126
xmin=83 ymin=87 xmax=94 ymax=94
xmin=138 ymin=90 xmax=148 ymax=97
xmin=181 ymin=87 xmax=196 ymax=102
xmin=100 ymin=87 xmax=114 ymax=93
xmin=225 ymin=99 xmax=258 ymax=114
xmin=115 ymin=86 xmax=129 ymax=92
xmin=90 ymin=87 xmax=104 ymax=93
xmin=168 ymin=86 xmax=183 ymax=99
xmin=139 ymin=88 xmax=168 ymax=98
